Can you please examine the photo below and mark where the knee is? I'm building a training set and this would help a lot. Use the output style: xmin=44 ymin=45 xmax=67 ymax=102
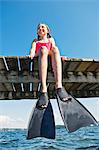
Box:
xmin=40 ymin=46 xmax=48 ymax=55
xmin=52 ymin=46 xmax=60 ymax=55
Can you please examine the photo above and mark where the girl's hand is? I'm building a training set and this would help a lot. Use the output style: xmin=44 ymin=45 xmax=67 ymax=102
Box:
xmin=61 ymin=56 xmax=70 ymax=61
xmin=29 ymin=39 xmax=37 ymax=59
xmin=29 ymin=50 xmax=35 ymax=59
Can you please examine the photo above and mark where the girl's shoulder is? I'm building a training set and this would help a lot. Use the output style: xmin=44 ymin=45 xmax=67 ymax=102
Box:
xmin=32 ymin=38 xmax=38 ymax=44
xmin=49 ymin=37 xmax=55 ymax=42
xmin=32 ymin=38 xmax=38 ymax=43
xmin=49 ymin=37 xmax=56 ymax=45
xmin=31 ymin=38 xmax=38 ymax=47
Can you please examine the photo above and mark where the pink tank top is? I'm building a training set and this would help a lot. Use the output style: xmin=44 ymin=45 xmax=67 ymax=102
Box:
xmin=35 ymin=39 xmax=52 ymax=54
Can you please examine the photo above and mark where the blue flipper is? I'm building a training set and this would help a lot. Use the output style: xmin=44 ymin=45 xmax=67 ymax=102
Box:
xmin=27 ymin=99 xmax=55 ymax=139
xmin=56 ymin=88 xmax=98 ymax=133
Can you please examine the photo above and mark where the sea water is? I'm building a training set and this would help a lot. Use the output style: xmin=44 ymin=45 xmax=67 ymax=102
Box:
xmin=0 ymin=125 xmax=99 ymax=150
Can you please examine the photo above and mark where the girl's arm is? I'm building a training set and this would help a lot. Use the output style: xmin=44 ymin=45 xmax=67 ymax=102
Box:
xmin=50 ymin=37 xmax=56 ymax=48
xmin=29 ymin=39 xmax=37 ymax=59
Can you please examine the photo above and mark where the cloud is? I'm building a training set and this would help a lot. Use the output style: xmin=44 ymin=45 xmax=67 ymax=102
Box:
xmin=79 ymin=98 xmax=99 ymax=121
xmin=0 ymin=115 xmax=26 ymax=128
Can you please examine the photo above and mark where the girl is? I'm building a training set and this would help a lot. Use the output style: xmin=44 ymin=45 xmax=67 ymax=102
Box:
xmin=29 ymin=23 xmax=70 ymax=109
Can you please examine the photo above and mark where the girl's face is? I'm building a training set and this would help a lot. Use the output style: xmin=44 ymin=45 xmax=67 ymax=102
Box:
xmin=37 ymin=24 xmax=48 ymax=37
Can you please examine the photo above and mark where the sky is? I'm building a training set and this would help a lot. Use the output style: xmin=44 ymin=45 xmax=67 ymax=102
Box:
xmin=0 ymin=0 xmax=99 ymax=128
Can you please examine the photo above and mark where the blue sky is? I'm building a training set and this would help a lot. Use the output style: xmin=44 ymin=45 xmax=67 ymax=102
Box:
xmin=0 ymin=0 xmax=99 ymax=128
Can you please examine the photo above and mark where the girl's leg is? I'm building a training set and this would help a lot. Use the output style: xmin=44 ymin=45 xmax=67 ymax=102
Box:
xmin=39 ymin=46 xmax=49 ymax=93
xmin=51 ymin=47 xmax=72 ymax=101
xmin=51 ymin=46 xmax=62 ymax=89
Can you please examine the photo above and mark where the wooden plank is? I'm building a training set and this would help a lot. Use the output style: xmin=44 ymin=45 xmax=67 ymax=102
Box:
xmin=0 ymin=70 xmax=39 ymax=83
xmin=96 ymin=67 xmax=99 ymax=72
xmin=14 ymin=83 xmax=22 ymax=92
xmin=87 ymin=72 xmax=96 ymax=82
xmin=0 ymin=70 xmax=8 ymax=83
xmin=1 ymin=89 xmax=99 ymax=99
xmin=89 ymin=83 xmax=99 ymax=90
xmin=33 ymin=82 xmax=39 ymax=91
xmin=47 ymin=71 xmax=54 ymax=82
xmin=32 ymin=57 xmax=39 ymax=71
xmin=29 ymin=57 xmax=39 ymax=84
xmin=5 ymin=56 xmax=19 ymax=71
xmin=68 ymin=83 xmax=81 ymax=91
xmin=32 ymin=82 xmax=39 ymax=98
xmin=47 ymin=83 xmax=55 ymax=98
xmin=0 ymin=70 xmax=98 ymax=83
xmin=0 ymin=56 xmax=99 ymax=99
xmin=19 ymin=56 xmax=30 ymax=71
xmin=18 ymin=71 xmax=30 ymax=83
xmin=66 ymin=72 xmax=76 ymax=82
xmin=65 ymin=61 xmax=81 ymax=72
xmin=61 ymin=56 xmax=82 ymax=61
xmin=70 ymin=90 xmax=99 ymax=98
xmin=94 ymin=85 xmax=99 ymax=90
xmin=48 ymin=56 xmax=52 ymax=71
xmin=0 ymin=57 xmax=6 ymax=70
xmin=86 ymin=62 xmax=99 ymax=72
xmin=23 ymin=83 xmax=30 ymax=92
xmin=0 ymin=91 xmax=34 ymax=100
xmin=76 ymin=72 xmax=87 ymax=82
xmin=62 ymin=61 xmax=70 ymax=78
xmin=81 ymin=83 xmax=94 ymax=90
xmin=75 ymin=61 xmax=92 ymax=72
xmin=0 ymin=83 xmax=7 ymax=91
xmin=3 ymin=83 xmax=13 ymax=91
xmin=76 ymin=83 xmax=88 ymax=90
xmin=63 ymin=83 xmax=73 ymax=91
xmin=32 ymin=70 xmax=39 ymax=82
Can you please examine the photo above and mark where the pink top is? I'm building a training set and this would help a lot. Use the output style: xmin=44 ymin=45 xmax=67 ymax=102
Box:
xmin=35 ymin=39 xmax=52 ymax=54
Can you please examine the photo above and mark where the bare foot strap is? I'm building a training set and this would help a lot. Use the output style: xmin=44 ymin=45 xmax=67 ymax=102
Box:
xmin=36 ymin=93 xmax=49 ymax=110
xmin=56 ymin=87 xmax=72 ymax=102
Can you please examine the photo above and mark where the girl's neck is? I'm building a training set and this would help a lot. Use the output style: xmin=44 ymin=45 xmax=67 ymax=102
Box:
xmin=39 ymin=35 xmax=47 ymax=40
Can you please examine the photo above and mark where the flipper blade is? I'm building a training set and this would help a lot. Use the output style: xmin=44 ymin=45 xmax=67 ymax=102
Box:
xmin=27 ymin=100 xmax=55 ymax=139
xmin=56 ymin=90 xmax=98 ymax=133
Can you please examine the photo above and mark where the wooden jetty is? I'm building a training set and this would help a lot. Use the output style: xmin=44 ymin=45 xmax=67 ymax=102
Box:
xmin=0 ymin=56 xmax=99 ymax=100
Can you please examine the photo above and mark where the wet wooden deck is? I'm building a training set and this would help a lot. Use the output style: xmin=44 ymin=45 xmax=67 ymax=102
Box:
xmin=0 ymin=56 xmax=99 ymax=100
